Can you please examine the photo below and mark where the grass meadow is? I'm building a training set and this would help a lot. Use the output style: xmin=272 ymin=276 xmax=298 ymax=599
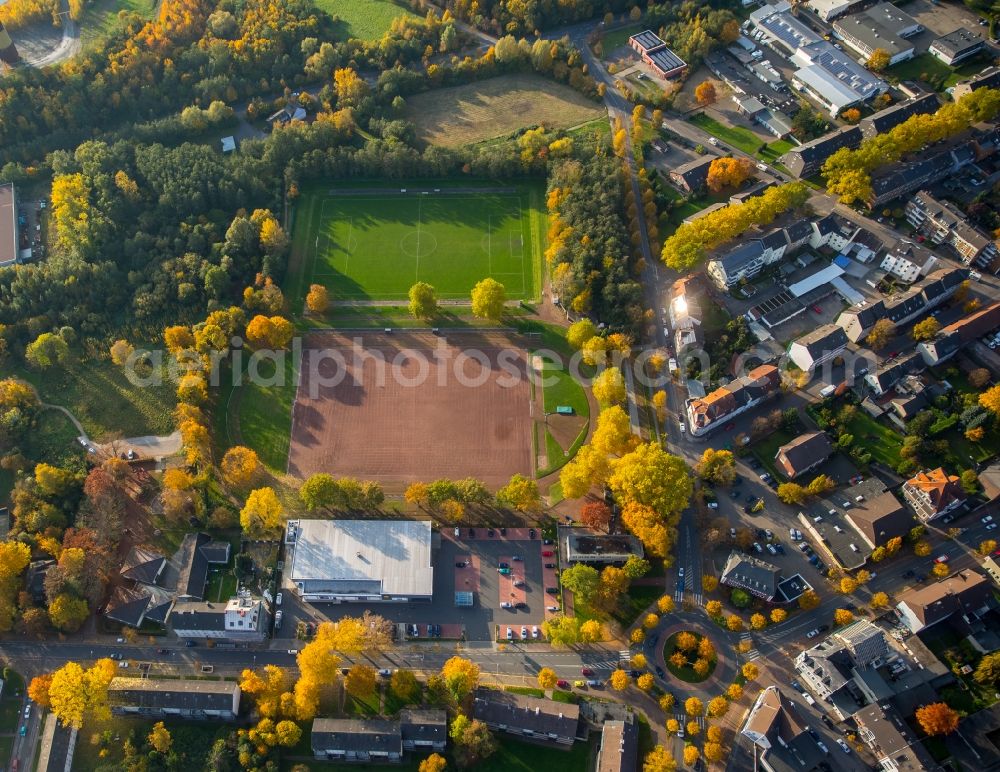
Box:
xmin=313 ymin=0 xmax=419 ymax=40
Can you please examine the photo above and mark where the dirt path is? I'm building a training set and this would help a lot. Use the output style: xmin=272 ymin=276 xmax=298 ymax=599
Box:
xmin=13 ymin=0 xmax=80 ymax=68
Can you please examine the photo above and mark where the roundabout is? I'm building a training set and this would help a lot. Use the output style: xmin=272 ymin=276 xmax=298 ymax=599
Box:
xmin=662 ymin=630 xmax=718 ymax=684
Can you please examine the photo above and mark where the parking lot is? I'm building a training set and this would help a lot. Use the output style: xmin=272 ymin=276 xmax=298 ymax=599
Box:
xmin=279 ymin=528 xmax=561 ymax=643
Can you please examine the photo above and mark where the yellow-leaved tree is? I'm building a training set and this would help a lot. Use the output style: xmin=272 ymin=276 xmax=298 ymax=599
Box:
xmin=240 ymin=487 xmax=283 ymax=538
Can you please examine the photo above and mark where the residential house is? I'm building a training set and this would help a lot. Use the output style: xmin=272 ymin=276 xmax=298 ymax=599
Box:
xmin=895 ymin=569 xmax=993 ymax=633
xmin=780 ymin=126 xmax=862 ymax=178
xmin=37 ymin=713 xmax=77 ymax=772
xmin=266 ymin=104 xmax=307 ymax=127
xmin=669 ymin=156 xmax=714 ymax=194
xmin=867 ymin=143 xmax=974 ymax=209
xmin=879 ymin=239 xmax=939 ymax=283
xmin=901 ymin=468 xmax=966 ymax=522
xmin=472 ymin=688 xmax=580 ymax=746
xmin=730 ymin=180 xmax=777 ymax=205
xmin=311 ymin=719 xmax=403 ymax=763
xmin=865 ymin=352 xmax=923 ymax=396
xmin=843 ymin=485 xmax=912 ymax=550
xmin=853 ymin=703 xmax=940 ymax=772
xmin=775 ymin=431 xmax=833 ymax=479
xmin=808 ymin=0 xmax=859 ymax=22
xmin=175 ymin=532 xmax=231 ymax=601
xmin=597 ymin=716 xmax=639 ymax=772
xmin=918 ymin=301 xmax=1000 ymax=366
xmin=929 ymin=29 xmax=985 ymax=66
xmin=787 ymin=324 xmax=848 ymax=372
xmin=120 ymin=546 xmax=166 ymax=585
xmin=720 ymin=551 xmax=782 ymax=601
xmin=706 ymin=222 xmax=812 ymax=289
xmin=668 ymin=279 xmax=703 ymax=356
xmin=905 ymin=191 xmax=998 ymax=268
xmin=26 ymin=559 xmax=55 ymax=605
xmin=103 ymin=584 xmax=174 ymax=629
xmin=686 ymin=364 xmax=782 ymax=436
xmin=109 ymin=678 xmax=241 ymax=719
xmin=400 ymin=710 xmax=447 ymax=753
xmin=740 ymin=686 xmax=827 ymax=772
xmin=794 ymin=620 xmax=890 ymax=706
xmin=0 ymin=182 xmax=18 ymax=267
xmin=836 ymin=266 xmax=968 ymax=341
xmin=832 ymin=3 xmax=921 ymax=66
xmin=859 ymin=93 xmax=939 ymax=140
xmin=628 ymin=31 xmax=687 ymax=79
xmin=952 ymin=65 xmax=1000 ymax=99
xmin=169 ymin=590 xmax=269 ymax=641
xmin=809 ymin=212 xmax=879 ymax=256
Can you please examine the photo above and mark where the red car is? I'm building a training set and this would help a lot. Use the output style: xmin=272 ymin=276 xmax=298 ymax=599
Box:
xmin=581 ymin=668 xmax=594 ymax=676
xmin=557 ymin=679 xmax=570 ymax=689
xmin=542 ymin=550 xmax=554 ymax=557
xmin=812 ymin=305 xmax=823 ymax=314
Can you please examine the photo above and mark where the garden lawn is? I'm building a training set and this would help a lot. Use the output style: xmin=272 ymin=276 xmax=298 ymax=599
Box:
xmin=843 ymin=412 xmax=902 ymax=468
xmin=475 ymin=735 xmax=596 ymax=772
xmin=405 ymin=74 xmax=605 ymax=148
xmin=689 ymin=113 xmax=765 ymax=155
xmin=23 ymin=409 xmax=86 ymax=469
xmin=313 ymin=0 xmax=420 ymax=40
xmin=345 ymin=690 xmax=381 ymax=716
xmin=599 ymin=23 xmax=642 ymax=55
xmin=80 ymin=0 xmax=156 ymax=50
xmin=223 ymin=352 xmax=299 ymax=473
xmin=612 ymin=585 xmax=662 ymax=628
xmin=887 ymin=53 xmax=987 ymax=90
xmin=71 ymin=717 xmax=229 ymax=771
xmin=750 ymin=427 xmax=800 ymax=480
xmin=9 ymin=355 xmax=176 ymax=440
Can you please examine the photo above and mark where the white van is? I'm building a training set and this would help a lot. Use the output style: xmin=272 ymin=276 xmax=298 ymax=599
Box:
xmin=819 ymin=384 xmax=836 ymax=398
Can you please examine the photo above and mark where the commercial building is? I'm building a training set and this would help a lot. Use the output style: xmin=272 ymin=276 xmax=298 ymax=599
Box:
xmin=109 ymin=678 xmax=241 ymax=719
xmin=791 ymin=41 xmax=888 ymax=116
xmin=669 ymin=156 xmax=714 ymax=194
xmin=901 ymin=468 xmax=965 ymax=522
xmin=0 ymin=183 xmax=18 ymax=267
xmin=794 ymin=620 xmax=890 ymax=706
xmin=879 ymin=239 xmax=939 ymax=283
xmin=843 ymin=486 xmax=912 ymax=550
xmin=706 ymin=221 xmax=813 ymax=289
xmin=686 ymin=365 xmax=781 ymax=436
xmin=628 ymin=30 xmax=687 ymax=79
xmin=859 ymin=93 xmax=939 ymax=140
xmin=597 ymin=716 xmax=639 ymax=772
xmin=734 ymin=96 xmax=793 ymax=139
xmin=774 ymin=431 xmax=833 ymax=479
xmin=895 ymin=569 xmax=993 ymax=633
xmin=807 ymin=0 xmax=860 ymax=22
xmin=836 ymin=266 xmax=968 ymax=341
xmin=929 ymin=29 xmax=986 ymax=66
xmin=833 ymin=3 xmax=921 ymax=65
xmin=904 ymin=191 xmax=998 ymax=268
xmin=286 ymin=519 xmax=433 ymax=603
xmin=472 ymin=688 xmax=581 ymax=746
xmin=740 ymin=686 xmax=827 ymax=772
xmin=918 ymin=301 xmax=1000 ymax=366
xmin=563 ymin=530 xmax=643 ymax=565
xmin=169 ymin=590 xmax=269 ymax=641
xmin=787 ymin=325 xmax=848 ymax=373
xmin=780 ymin=126 xmax=862 ymax=178
xmin=721 ymin=551 xmax=782 ymax=602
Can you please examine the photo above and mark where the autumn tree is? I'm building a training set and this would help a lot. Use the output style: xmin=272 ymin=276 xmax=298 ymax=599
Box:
xmin=408 ymin=282 xmax=439 ymax=319
xmin=542 ymin=615 xmax=580 ymax=646
xmin=643 ymin=745 xmax=677 ymax=772
xmin=221 ymin=446 xmax=259 ymax=487
xmin=915 ymin=703 xmax=960 ymax=736
xmin=537 ymin=668 xmax=558 ymax=690
xmin=695 ymin=448 xmax=736 ymax=485
xmin=305 ymin=284 xmax=330 ymax=314
xmin=470 ymin=278 xmax=506 ymax=321
xmin=866 ymin=318 xmax=895 ymax=351
xmin=742 ymin=663 xmax=758 ymax=681
xmin=333 ymin=67 xmax=369 ymax=107
xmin=969 ymin=368 xmax=991 ymax=389
xmin=839 ymin=577 xmax=858 ymax=595
xmin=450 ymin=713 xmax=497 ymax=768
xmin=834 ymin=608 xmax=855 ymax=626
xmin=28 ymin=674 xmax=53 ymax=708
xmin=592 ymin=367 xmax=627 ymax=406
xmin=344 ymin=664 xmax=377 ymax=699
xmin=695 ymin=81 xmax=717 ymax=105
xmin=390 ymin=669 xmax=421 ymax=704
xmin=770 ymin=608 xmax=787 ymax=624
xmin=240 ymin=487 xmax=283 ymax=538
xmin=728 ymin=683 xmax=744 ymax=700
xmin=148 ymin=722 xmax=172 ymax=754
xmin=707 ymin=157 xmax=754 ymax=193
xmin=777 ymin=482 xmax=807 ymax=505
xmin=685 ymin=697 xmax=704 ymax=717
xmin=48 ymin=593 xmax=89 ymax=632
xmin=420 ymin=754 xmax=448 ymax=772
xmin=592 ymin=405 xmax=635 ymax=456
xmin=612 ymin=442 xmax=692 ymax=516
xmin=931 ymin=562 xmax=950 ymax=579
xmin=658 ymin=595 xmax=675 ymax=614
xmin=867 ymin=48 xmax=890 ymax=71
xmin=440 ymin=657 xmax=480 ymax=703
xmin=496 ymin=474 xmax=540 ymax=512
xmin=580 ymin=501 xmax=612 ymax=532
xmin=109 ymin=339 xmax=134 ymax=366
xmin=870 ymin=591 xmax=890 ymax=609
xmin=610 ymin=669 xmax=630 ymax=691
xmin=707 ymin=696 xmax=729 ymax=718
xmin=567 ymin=319 xmax=598 ymax=350
xmin=973 ymin=652 xmax=1000 ymax=686
xmin=561 ymin=564 xmax=600 ymax=604
xmin=799 ymin=589 xmax=821 ymax=610
xmin=48 ymin=659 xmax=116 ymax=729
xmin=245 ymin=315 xmax=294 ymax=349
xmin=912 ymin=317 xmax=941 ymax=341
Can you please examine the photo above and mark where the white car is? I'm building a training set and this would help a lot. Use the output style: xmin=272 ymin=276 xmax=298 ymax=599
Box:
xmin=806 ymin=628 xmax=820 ymax=638
xmin=707 ymin=502 xmax=719 ymax=509
xmin=983 ymin=515 xmax=994 ymax=523
xmin=988 ymin=523 xmax=998 ymax=531
xmin=275 ymin=592 xmax=283 ymax=606
xmin=501 ymin=601 xmax=513 ymax=609
xmin=678 ymin=421 xmax=686 ymax=434
xmin=532 ymin=626 xmax=540 ymax=639
xmin=836 ymin=739 xmax=851 ymax=754
xmin=708 ymin=137 xmax=719 ymax=146
xmin=547 ymin=605 xmax=559 ymax=612
xmin=521 ymin=626 xmax=528 ymax=639
xmin=506 ymin=627 xmax=513 ymax=640
xmin=118 ymin=660 xmax=129 ymax=669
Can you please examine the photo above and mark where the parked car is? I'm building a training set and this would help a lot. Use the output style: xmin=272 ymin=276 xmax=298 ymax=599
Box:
xmin=546 ymin=587 xmax=559 ymax=594
xmin=542 ymin=550 xmax=554 ymax=557
xmin=836 ymin=739 xmax=851 ymax=754
xmin=275 ymin=592 xmax=283 ymax=606
xmin=934 ymin=555 xmax=949 ymax=564
xmin=506 ymin=627 xmax=513 ymax=640
xmin=498 ymin=561 xmax=510 ymax=568
xmin=498 ymin=567 xmax=511 ymax=575
xmin=557 ymin=680 xmax=570 ymax=689
xmin=807 ymin=628 xmax=820 ymax=638
xmin=500 ymin=601 xmax=513 ymax=609
xmin=581 ymin=668 xmax=594 ymax=676
xmin=545 ymin=562 xmax=557 ymax=568
xmin=378 ymin=669 xmax=393 ymax=677
xmin=753 ymin=542 xmax=763 ymax=553
xmin=511 ymin=555 xmax=523 ymax=561
xmin=982 ymin=515 xmax=994 ymax=524
xmin=532 ymin=626 xmax=539 ymax=639
xmin=520 ymin=626 xmax=528 ymax=638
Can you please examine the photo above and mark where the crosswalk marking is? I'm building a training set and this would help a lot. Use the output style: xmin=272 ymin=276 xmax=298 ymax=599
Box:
xmin=619 ymin=650 xmax=631 ymax=660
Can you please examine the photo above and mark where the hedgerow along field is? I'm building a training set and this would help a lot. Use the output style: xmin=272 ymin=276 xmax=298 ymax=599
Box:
xmin=288 ymin=180 xmax=545 ymax=304
xmin=312 ymin=0 xmax=419 ymax=40
xmin=405 ymin=74 xmax=606 ymax=147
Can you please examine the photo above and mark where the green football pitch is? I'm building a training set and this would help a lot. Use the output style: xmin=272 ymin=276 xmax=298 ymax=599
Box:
xmin=290 ymin=183 xmax=544 ymax=303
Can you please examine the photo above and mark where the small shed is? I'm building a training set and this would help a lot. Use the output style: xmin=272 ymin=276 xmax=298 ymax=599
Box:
xmin=454 ymin=591 xmax=474 ymax=607
xmin=220 ymin=136 xmax=237 ymax=153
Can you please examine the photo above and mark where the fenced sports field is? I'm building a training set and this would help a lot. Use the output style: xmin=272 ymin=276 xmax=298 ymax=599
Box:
xmin=289 ymin=181 xmax=545 ymax=304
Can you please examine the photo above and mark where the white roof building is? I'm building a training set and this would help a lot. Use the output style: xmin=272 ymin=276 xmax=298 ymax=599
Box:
xmin=808 ymin=0 xmax=858 ymax=21
xmin=287 ymin=520 xmax=434 ymax=602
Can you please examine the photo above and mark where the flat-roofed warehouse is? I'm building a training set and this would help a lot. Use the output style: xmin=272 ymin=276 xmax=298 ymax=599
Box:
xmin=287 ymin=519 xmax=434 ymax=603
